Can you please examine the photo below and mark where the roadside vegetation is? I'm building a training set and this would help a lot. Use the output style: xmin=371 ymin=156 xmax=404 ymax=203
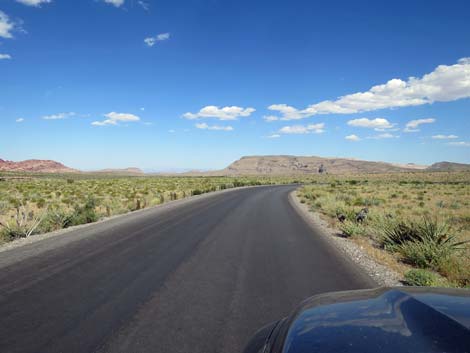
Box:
xmin=0 ymin=172 xmax=306 ymax=244
xmin=297 ymin=172 xmax=470 ymax=288
xmin=2 ymin=170 xmax=469 ymax=288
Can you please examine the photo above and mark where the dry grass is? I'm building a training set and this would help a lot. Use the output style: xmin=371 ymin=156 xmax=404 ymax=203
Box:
xmin=298 ymin=171 xmax=470 ymax=287
xmin=0 ymin=173 xmax=302 ymax=243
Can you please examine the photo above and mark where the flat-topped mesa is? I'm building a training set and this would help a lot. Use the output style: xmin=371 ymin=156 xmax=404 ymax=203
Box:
xmin=217 ymin=155 xmax=467 ymax=175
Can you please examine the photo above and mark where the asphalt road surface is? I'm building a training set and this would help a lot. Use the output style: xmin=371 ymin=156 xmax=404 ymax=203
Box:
xmin=0 ymin=185 xmax=375 ymax=353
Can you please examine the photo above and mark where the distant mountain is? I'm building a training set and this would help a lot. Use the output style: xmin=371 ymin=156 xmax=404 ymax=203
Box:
xmin=93 ymin=167 xmax=144 ymax=175
xmin=1 ymin=156 xmax=468 ymax=175
xmin=182 ymin=155 xmax=470 ymax=176
xmin=427 ymin=161 xmax=470 ymax=172
xmin=0 ymin=159 xmax=143 ymax=174
xmin=211 ymin=155 xmax=421 ymax=175
xmin=0 ymin=159 xmax=78 ymax=173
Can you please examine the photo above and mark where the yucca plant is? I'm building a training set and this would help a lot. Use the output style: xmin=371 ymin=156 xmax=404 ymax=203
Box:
xmin=397 ymin=217 xmax=469 ymax=270
xmin=378 ymin=218 xmax=422 ymax=250
xmin=0 ymin=203 xmax=46 ymax=239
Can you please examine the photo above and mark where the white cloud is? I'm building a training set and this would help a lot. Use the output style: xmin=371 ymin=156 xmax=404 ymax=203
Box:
xmin=0 ymin=54 xmax=11 ymax=60
xmin=42 ymin=112 xmax=76 ymax=120
xmin=345 ymin=134 xmax=361 ymax=141
xmin=92 ymin=112 xmax=140 ymax=126
xmin=404 ymin=118 xmax=435 ymax=132
xmin=368 ymin=133 xmax=399 ymax=139
xmin=16 ymin=118 xmax=24 ymax=123
xmin=268 ymin=58 xmax=470 ymax=120
xmin=263 ymin=115 xmax=279 ymax=122
xmin=448 ymin=141 xmax=470 ymax=147
xmin=103 ymin=0 xmax=124 ymax=7
xmin=183 ymin=105 xmax=256 ymax=121
xmin=432 ymin=134 xmax=458 ymax=140
xmin=144 ymin=32 xmax=170 ymax=47
xmin=267 ymin=104 xmax=305 ymax=120
xmin=156 ymin=33 xmax=170 ymax=40
xmin=195 ymin=122 xmax=233 ymax=131
xmin=15 ymin=0 xmax=51 ymax=7
xmin=137 ymin=1 xmax=149 ymax=11
xmin=347 ymin=118 xmax=395 ymax=131
xmin=278 ymin=123 xmax=325 ymax=134
xmin=266 ymin=134 xmax=281 ymax=139
xmin=0 ymin=11 xmax=15 ymax=39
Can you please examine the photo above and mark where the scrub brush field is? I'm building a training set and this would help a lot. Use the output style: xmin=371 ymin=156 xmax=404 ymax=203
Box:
xmin=1 ymin=171 xmax=469 ymax=288
xmin=297 ymin=172 xmax=470 ymax=288
xmin=0 ymin=173 xmax=301 ymax=243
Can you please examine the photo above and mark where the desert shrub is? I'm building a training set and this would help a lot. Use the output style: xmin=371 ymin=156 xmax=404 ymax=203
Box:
xmin=378 ymin=218 xmax=422 ymax=249
xmin=363 ymin=198 xmax=382 ymax=207
xmin=383 ymin=218 xmax=469 ymax=271
xmin=398 ymin=239 xmax=452 ymax=269
xmin=404 ymin=269 xmax=443 ymax=286
xmin=70 ymin=197 xmax=98 ymax=225
xmin=340 ymin=221 xmax=367 ymax=238
xmin=0 ymin=204 xmax=46 ymax=240
xmin=41 ymin=210 xmax=74 ymax=232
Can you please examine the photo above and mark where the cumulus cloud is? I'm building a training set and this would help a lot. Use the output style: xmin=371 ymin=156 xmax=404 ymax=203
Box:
xmin=183 ymin=105 xmax=255 ymax=121
xmin=0 ymin=54 xmax=11 ymax=60
xmin=263 ymin=115 xmax=279 ymax=122
xmin=347 ymin=118 xmax=395 ymax=131
xmin=448 ymin=141 xmax=470 ymax=147
xmin=103 ymin=0 xmax=124 ymax=7
xmin=42 ymin=112 xmax=76 ymax=120
xmin=278 ymin=123 xmax=325 ymax=134
xmin=345 ymin=134 xmax=361 ymax=141
xmin=368 ymin=133 xmax=399 ymax=139
xmin=16 ymin=118 xmax=24 ymax=123
xmin=268 ymin=58 xmax=470 ymax=120
xmin=195 ymin=123 xmax=233 ymax=131
xmin=92 ymin=112 xmax=140 ymax=126
xmin=432 ymin=134 xmax=458 ymax=139
xmin=0 ymin=11 xmax=15 ymax=39
xmin=144 ymin=33 xmax=170 ymax=47
xmin=404 ymin=118 xmax=435 ymax=132
xmin=15 ymin=0 xmax=51 ymax=6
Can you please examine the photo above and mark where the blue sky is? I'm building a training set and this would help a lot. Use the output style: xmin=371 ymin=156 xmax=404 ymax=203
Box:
xmin=1 ymin=0 xmax=469 ymax=171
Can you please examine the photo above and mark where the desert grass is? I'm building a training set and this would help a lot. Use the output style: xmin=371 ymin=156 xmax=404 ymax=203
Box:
xmin=298 ymin=172 xmax=470 ymax=287
xmin=0 ymin=173 xmax=306 ymax=243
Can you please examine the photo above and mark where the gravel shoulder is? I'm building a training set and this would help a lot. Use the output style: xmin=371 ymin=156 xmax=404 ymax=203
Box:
xmin=289 ymin=190 xmax=402 ymax=287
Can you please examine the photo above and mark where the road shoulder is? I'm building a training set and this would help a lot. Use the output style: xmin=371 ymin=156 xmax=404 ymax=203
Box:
xmin=289 ymin=190 xmax=402 ymax=287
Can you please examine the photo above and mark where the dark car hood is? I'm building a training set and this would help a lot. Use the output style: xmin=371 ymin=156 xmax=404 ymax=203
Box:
xmin=273 ymin=287 xmax=470 ymax=353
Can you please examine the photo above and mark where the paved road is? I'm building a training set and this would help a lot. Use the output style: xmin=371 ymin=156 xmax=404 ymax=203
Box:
xmin=0 ymin=185 xmax=375 ymax=353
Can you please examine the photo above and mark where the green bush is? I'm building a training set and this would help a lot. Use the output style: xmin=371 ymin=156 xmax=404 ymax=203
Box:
xmin=404 ymin=269 xmax=442 ymax=286
xmin=381 ymin=217 xmax=468 ymax=271
xmin=70 ymin=197 xmax=98 ymax=225
xmin=41 ymin=210 xmax=74 ymax=232
xmin=378 ymin=219 xmax=422 ymax=249
xmin=340 ymin=221 xmax=367 ymax=238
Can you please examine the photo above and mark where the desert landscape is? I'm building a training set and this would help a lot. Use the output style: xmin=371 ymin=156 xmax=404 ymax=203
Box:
xmin=2 ymin=1 xmax=469 ymax=351
xmin=1 ymin=155 xmax=469 ymax=289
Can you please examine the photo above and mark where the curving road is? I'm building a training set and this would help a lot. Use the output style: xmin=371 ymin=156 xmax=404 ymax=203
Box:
xmin=0 ymin=185 xmax=375 ymax=353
